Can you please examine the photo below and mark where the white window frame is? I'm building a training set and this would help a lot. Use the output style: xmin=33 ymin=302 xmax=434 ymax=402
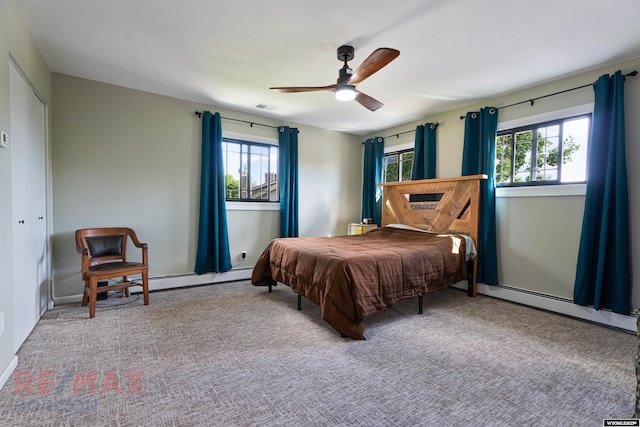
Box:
xmin=496 ymin=104 xmax=592 ymax=198
xmin=383 ymin=142 xmax=415 ymax=183
xmin=222 ymin=131 xmax=280 ymax=211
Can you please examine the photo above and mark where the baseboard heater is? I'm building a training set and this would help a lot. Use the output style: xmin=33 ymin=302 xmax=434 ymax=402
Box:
xmin=452 ymin=281 xmax=635 ymax=333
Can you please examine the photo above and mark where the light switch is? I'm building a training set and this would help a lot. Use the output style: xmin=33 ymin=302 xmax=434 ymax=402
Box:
xmin=0 ymin=131 xmax=8 ymax=148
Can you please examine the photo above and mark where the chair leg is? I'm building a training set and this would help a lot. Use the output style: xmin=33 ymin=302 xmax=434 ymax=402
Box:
xmin=89 ymin=277 xmax=98 ymax=318
xmin=142 ymin=270 xmax=149 ymax=305
xmin=123 ymin=276 xmax=130 ymax=297
xmin=81 ymin=280 xmax=89 ymax=306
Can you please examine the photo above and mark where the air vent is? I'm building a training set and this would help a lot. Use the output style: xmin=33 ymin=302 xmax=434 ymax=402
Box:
xmin=255 ymin=103 xmax=278 ymax=111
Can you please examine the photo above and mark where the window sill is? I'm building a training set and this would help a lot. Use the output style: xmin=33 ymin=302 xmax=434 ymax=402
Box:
xmin=226 ymin=202 xmax=280 ymax=211
xmin=496 ymin=183 xmax=586 ymax=198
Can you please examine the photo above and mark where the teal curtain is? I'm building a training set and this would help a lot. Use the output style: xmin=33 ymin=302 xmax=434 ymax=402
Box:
xmin=195 ymin=111 xmax=232 ymax=274
xmin=574 ymin=71 xmax=630 ymax=314
xmin=461 ymin=107 xmax=499 ymax=285
xmin=411 ymin=123 xmax=437 ymax=180
xmin=362 ymin=137 xmax=384 ymax=225
xmin=279 ymin=126 xmax=299 ymax=238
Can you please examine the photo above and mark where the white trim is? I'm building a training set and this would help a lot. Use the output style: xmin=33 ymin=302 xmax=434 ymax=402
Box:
xmin=222 ymin=130 xmax=277 ymax=146
xmin=452 ymin=282 xmax=635 ymax=332
xmin=497 ymin=103 xmax=594 ymax=131
xmin=54 ymin=268 xmax=254 ymax=305
xmin=496 ymin=183 xmax=586 ymax=198
xmin=226 ymin=201 xmax=279 ymax=211
xmin=384 ymin=141 xmax=414 ymax=153
xmin=0 ymin=356 xmax=18 ymax=392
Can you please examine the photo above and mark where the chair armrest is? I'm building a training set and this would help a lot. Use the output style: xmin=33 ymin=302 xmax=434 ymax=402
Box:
xmin=81 ymin=248 xmax=91 ymax=275
xmin=141 ymin=243 xmax=148 ymax=266
xmin=126 ymin=228 xmax=147 ymax=249
xmin=126 ymin=228 xmax=149 ymax=264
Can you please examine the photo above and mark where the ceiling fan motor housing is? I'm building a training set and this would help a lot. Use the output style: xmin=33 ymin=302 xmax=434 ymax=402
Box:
xmin=337 ymin=45 xmax=355 ymax=83
xmin=337 ymin=45 xmax=354 ymax=62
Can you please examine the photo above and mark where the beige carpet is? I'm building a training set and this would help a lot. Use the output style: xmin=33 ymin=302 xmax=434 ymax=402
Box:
xmin=0 ymin=281 xmax=636 ymax=426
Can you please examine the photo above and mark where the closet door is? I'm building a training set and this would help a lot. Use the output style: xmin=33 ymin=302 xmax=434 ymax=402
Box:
xmin=29 ymin=83 xmax=48 ymax=316
xmin=10 ymin=63 xmax=48 ymax=351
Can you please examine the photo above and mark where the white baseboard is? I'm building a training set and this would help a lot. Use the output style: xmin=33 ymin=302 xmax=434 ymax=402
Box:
xmin=0 ymin=356 xmax=18 ymax=392
xmin=452 ymin=282 xmax=636 ymax=332
xmin=53 ymin=268 xmax=253 ymax=305
xmin=53 ymin=271 xmax=636 ymax=332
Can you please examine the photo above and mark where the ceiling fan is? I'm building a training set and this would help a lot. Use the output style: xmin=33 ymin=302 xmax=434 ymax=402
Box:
xmin=270 ymin=45 xmax=400 ymax=111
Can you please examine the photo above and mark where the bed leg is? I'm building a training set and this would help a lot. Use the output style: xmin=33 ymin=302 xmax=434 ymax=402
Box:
xmin=418 ymin=295 xmax=424 ymax=314
xmin=467 ymin=260 xmax=478 ymax=297
xmin=268 ymin=284 xmax=272 ymax=293
xmin=297 ymin=293 xmax=302 ymax=310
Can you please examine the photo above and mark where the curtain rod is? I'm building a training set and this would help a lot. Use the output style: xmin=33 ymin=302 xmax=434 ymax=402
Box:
xmin=459 ymin=69 xmax=638 ymax=119
xmin=194 ymin=111 xmax=279 ymax=129
xmin=362 ymin=122 xmax=439 ymax=144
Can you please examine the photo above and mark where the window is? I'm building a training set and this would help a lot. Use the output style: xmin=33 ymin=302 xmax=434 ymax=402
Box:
xmin=495 ymin=114 xmax=590 ymax=186
xmin=222 ymin=138 xmax=278 ymax=202
xmin=383 ymin=149 xmax=414 ymax=183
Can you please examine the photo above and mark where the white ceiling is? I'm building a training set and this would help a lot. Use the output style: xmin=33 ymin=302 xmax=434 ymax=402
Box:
xmin=14 ymin=0 xmax=640 ymax=136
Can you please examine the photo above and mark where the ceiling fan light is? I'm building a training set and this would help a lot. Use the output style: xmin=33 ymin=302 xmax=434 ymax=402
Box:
xmin=335 ymin=85 xmax=356 ymax=101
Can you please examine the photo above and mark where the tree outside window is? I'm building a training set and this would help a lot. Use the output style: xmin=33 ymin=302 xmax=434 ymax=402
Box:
xmin=384 ymin=150 xmax=414 ymax=183
xmin=495 ymin=115 xmax=589 ymax=186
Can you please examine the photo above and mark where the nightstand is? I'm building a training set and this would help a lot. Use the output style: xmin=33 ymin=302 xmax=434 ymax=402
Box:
xmin=348 ymin=223 xmax=378 ymax=235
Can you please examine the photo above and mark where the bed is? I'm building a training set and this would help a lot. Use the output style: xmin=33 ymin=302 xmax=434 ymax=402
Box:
xmin=251 ymin=174 xmax=486 ymax=339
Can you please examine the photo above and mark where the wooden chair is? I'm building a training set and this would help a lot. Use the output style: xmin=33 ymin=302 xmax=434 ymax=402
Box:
xmin=75 ymin=227 xmax=149 ymax=318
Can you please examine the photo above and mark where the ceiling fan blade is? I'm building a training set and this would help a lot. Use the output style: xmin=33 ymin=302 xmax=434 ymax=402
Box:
xmin=349 ymin=48 xmax=400 ymax=86
xmin=355 ymin=91 xmax=384 ymax=111
xmin=270 ymin=84 xmax=337 ymax=93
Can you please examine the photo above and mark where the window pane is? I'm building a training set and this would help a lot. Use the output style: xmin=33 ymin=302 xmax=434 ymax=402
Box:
xmin=535 ymin=126 xmax=559 ymax=181
xmin=384 ymin=154 xmax=399 ymax=183
xmin=561 ymin=117 xmax=589 ymax=183
xmin=223 ymin=142 xmax=241 ymax=199
xmin=515 ymin=130 xmax=532 ymax=143
xmin=514 ymin=140 xmax=532 ymax=182
xmin=269 ymin=146 xmax=279 ymax=201
xmin=249 ymin=145 xmax=269 ymax=200
xmin=240 ymin=145 xmax=249 ymax=199
xmin=400 ymin=151 xmax=414 ymax=181
xmin=495 ymin=134 xmax=512 ymax=184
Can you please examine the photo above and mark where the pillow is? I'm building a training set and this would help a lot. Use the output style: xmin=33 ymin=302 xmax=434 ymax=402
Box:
xmin=385 ymin=224 xmax=477 ymax=261
xmin=385 ymin=223 xmax=428 ymax=232
xmin=85 ymin=235 xmax=123 ymax=257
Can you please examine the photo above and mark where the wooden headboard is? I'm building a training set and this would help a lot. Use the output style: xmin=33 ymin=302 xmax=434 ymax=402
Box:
xmin=379 ymin=174 xmax=486 ymax=297
xmin=379 ymin=174 xmax=487 ymax=252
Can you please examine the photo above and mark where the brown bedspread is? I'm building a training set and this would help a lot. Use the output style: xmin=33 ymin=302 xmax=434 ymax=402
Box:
xmin=251 ymin=226 xmax=467 ymax=339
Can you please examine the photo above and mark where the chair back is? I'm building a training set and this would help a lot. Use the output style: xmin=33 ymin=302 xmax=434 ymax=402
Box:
xmin=75 ymin=227 xmax=137 ymax=264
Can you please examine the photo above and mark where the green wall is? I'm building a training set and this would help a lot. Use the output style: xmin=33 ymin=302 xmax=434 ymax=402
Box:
xmin=374 ymin=57 xmax=640 ymax=308
xmin=51 ymin=73 xmax=363 ymax=298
